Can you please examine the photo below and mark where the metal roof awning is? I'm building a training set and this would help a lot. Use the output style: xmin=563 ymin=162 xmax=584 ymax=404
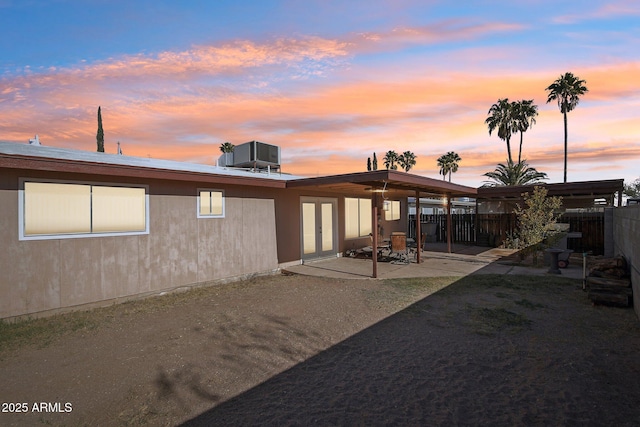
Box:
xmin=287 ymin=170 xmax=477 ymax=197
xmin=476 ymin=179 xmax=624 ymax=207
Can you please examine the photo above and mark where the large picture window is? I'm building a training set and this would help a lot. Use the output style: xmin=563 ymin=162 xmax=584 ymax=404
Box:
xmin=198 ymin=189 xmax=225 ymax=218
xmin=20 ymin=180 xmax=148 ymax=240
xmin=345 ymin=197 xmax=372 ymax=238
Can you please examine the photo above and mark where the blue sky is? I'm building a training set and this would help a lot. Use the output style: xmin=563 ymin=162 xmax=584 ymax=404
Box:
xmin=1 ymin=0 xmax=639 ymax=187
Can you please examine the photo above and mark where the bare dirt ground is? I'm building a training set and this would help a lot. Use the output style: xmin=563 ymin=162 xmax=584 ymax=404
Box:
xmin=1 ymin=272 xmax=640 ymax=426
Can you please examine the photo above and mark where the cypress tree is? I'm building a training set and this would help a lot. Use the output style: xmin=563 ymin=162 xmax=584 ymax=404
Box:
xmin=372 ymin=152 xmax=378 ymax=170
xmin=96 ymin=106 xmax=104 ymax=152
xmin=367 ymin=157 xmax=372 ymax=171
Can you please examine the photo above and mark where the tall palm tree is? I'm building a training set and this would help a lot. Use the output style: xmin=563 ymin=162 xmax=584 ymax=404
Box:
xmin=437 ymin=153 xmax=450 ymax=180
xmin=545 ymin=72 xmax=588 ymax=183
xmin=219 ymin=142 xmax=235 ymax=166
xmin=485 ymin=98 xmax=516 ymax=164
xmin=383 ymin=150 xmax=400 ymax=170
xmin=447 ymin=152 xmax=461 ymax=182
xmin=482 ymin=160 xmax=548 ymax=186
xmin=398 ymin=151 xmax=417 ymax=172
xmin=436 ymin=151 xmax=461 ymax=182
xmin=513 ymin=100 xmax=538 ymax=164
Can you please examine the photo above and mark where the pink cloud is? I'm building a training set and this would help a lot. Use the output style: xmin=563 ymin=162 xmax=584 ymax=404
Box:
xmin=552 ymin=0 xmax=640 ymax=24
xmin=352 ymin=20 xmax=525 ymax=53
xmin=91 ymin=36 xmax=349 ymax=80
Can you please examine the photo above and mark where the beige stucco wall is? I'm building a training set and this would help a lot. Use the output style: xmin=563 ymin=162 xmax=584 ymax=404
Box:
xmin=1 ymin=166 xmax=416 ymax=318
xmin=273 ymin=190 xmax=409 ymax=264
xmin=612 ymin=205 xmax=640 ymax=318
xmin=0 ymin=172 xmax=278 ymax=319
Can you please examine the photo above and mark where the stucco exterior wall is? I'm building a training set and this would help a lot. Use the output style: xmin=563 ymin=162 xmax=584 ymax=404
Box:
xmin=273 ymin=190 xmax=409 ymax=264
xmin=612 ymin=205 xmax=640 ymax=318
xmin=0 ymin=171 xmax=278 ymax=319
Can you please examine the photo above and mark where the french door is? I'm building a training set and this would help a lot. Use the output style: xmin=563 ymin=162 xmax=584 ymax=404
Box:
xmin=301 ymin=197 xmax=337 ymax=261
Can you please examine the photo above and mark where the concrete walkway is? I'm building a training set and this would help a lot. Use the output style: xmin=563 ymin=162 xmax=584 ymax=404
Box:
xmin=284 ymin=244 xmax=585 ymax=280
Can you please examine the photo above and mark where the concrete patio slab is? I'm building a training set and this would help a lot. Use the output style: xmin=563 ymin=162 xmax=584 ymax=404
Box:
xmin=283 ymin=244 xmax=585 ymax=280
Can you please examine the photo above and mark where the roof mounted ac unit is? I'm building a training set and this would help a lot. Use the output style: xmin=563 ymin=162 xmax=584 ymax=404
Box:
xmin=230 ymin=140 xmax=281 ymax=170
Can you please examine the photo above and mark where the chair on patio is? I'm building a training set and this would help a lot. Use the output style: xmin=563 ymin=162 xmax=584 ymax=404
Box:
xmin=389 ymin=232 xmax=409 ymax=264
xmin=367 ymin=233 xmax=389 ymax=259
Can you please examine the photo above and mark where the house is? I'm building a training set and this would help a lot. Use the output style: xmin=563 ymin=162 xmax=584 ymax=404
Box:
xmin=0 ymin=141 xmax=476 ymax=319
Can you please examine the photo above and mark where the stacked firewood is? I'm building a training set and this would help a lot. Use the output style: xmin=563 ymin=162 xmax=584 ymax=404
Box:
xmin=586 ymin=256 xmax=632 ymax=307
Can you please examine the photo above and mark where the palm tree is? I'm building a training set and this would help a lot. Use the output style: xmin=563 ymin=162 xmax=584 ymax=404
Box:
xmin=437 ymin=151 xmax=461 ymax=182
xmin=482 ymin=160 xmax=548 ymax=186
xmin=383 ymin=150 xmax=400 ymax=170
xmin=446 ymin=152 xmax=461 ymax=182
xmin=512 ymin=100 xmax=538 ymax=164
xmin=485 ymin=98 xmax=516 ymax=164
xmin=398 ymin=151 xmax=417 ymax=172
xmin=219 ymin=142 xmax=235 ymax=166
xmin=545 ymin=72 xmax=588 ymax=183
xmin=437 ymin=153 xmax=450 ymax=180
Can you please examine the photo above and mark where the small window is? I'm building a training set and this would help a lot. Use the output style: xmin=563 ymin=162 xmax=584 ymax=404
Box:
xmin=198 ymin=190 xmax=225 ymax=218
xmin=384 ymin=200 xmax=401 ymax=221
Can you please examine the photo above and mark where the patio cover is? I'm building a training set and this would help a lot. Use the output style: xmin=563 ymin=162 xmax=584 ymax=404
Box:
xmin=477 ymin=179 xmax=624 ymax=209
xmin=287 ymin=170 xmax=477 ymax=198
xmin=287 ymin=170 xmax=477 ymax=277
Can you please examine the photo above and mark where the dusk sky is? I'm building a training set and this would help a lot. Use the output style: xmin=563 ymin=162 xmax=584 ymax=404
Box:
xmin=1 ymin=0 xmax=639 ymax=187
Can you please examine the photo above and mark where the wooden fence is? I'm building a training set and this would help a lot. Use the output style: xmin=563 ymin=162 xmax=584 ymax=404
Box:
xmin=559 ymin=212 xmax=605 ymax=255
xmin=408 ymin=214 xmax=476 ymax=245
xmin=408 ymin=211 xmax=605 ymax=254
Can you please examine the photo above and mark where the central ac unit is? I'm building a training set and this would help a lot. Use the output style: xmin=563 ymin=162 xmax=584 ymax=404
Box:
xmin=231 ymin=141 xmax=281 ymax=169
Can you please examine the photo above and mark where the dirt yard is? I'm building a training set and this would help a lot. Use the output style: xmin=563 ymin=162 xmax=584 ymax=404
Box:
xmin=1 ymin=272 xmax=639 ymax=426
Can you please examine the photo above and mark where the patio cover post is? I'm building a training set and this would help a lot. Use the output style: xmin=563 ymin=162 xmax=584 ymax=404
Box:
xmin=372 ymin=204 xmax=378 ymax=278
xmin=415 ymin=190 xmax=421 ymax=263
xmin=447 ymin=193 xmax=452 ymax=253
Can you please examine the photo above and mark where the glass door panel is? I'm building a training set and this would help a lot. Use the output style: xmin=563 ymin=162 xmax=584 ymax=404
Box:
xmin=321 ymin=202 xmax=333 ymax=252
xmin=302 ymin=202 xmax=316 ymax=255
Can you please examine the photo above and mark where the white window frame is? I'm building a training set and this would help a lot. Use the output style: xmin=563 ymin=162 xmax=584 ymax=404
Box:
xmin=18 ymin=178 xmax=149 ymax=241
xmin=345 ymin=197 xmax=372 ymax=239
xmin=197 ymin=189 xmax=225 ymax=218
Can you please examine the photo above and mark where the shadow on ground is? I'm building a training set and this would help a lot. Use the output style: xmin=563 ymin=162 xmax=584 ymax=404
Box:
xmin=181 ymin=270 xmax=640 ymax=426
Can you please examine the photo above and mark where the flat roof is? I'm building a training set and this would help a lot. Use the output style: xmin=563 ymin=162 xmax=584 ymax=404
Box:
xmin=3 ymin=142 xmax=621 ymax=203
xmin=477 ymin=179 xmax=624 ymax=200
xmin=0 ymin=142 xmax=478 ymax=196
xmin=477 ymin=179 xmax=625 ymax=208
xmin=0 ymin=141 xmax=297 ymax=188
